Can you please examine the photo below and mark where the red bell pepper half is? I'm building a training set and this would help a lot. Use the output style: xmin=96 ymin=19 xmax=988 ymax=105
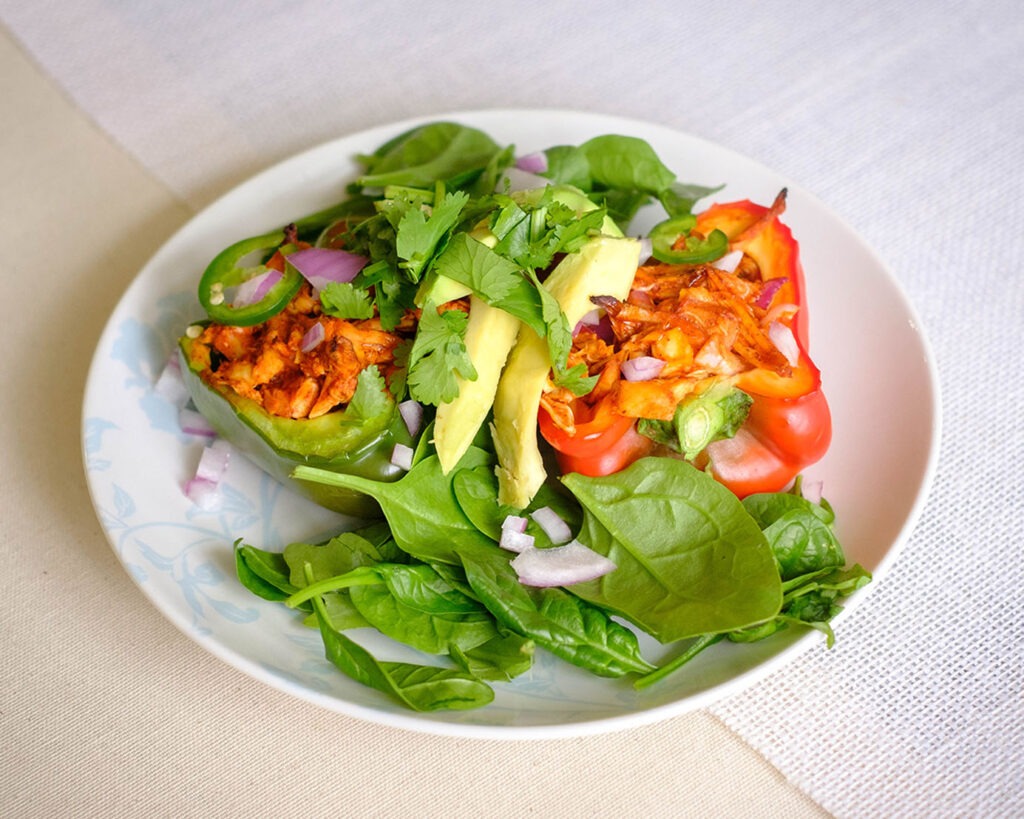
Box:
xmin=538 ymin=190 xmax=832 ymax=497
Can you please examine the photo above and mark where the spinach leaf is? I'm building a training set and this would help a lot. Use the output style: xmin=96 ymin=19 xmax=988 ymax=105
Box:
xmin=540 ymin=145 xmax=592 ymax=189
xmin=235 ymin=542 xmax=297 ymax=601
xmin=580 ymin=134 xmax=677 ymax=195
xmin=742 ymin=491 xmax=843 ymax=580
xmin=349 ymin=582 xmax=497 ymax=655
xmin=658 ymin=182 xmax=725 ymax=218
xmin=355 ymin=122 xmax=504 ymax=190
xmin=292 ymin=448 xmax=499 ymax=566
xmin=562 ymin=458 xmax=782 ymax=642
xmin=450 ymin=632 xmax=535 ymax=682
xmin=284 ymin=532 xmax=392 ymax=588
xmin=452 ymin=464 xmax=582 ymax=549
xmin=461 ymin=550 xmax=654 ymax=677
xmin=308 ymin=585 xmax=494 ymax=711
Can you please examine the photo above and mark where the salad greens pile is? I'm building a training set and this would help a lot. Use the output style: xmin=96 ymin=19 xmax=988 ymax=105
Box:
xmin=222 ymin=122 xmax=870 ymax=712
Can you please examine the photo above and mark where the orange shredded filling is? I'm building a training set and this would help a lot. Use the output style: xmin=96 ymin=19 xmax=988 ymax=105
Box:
xmin=540 ymin=262 xmax=793 ymax=432
xmin=188 ymin=284 xmax=422 ymax=419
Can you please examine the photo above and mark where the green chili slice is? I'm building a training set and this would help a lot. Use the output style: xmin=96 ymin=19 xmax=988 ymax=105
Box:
xmin=649 ymin=214 xmax=729 ymax=265
xmin=197 ymin=200 xmax=369 ymax=327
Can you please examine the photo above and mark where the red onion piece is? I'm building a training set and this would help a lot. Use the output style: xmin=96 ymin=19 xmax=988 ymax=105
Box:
xmin=154 ymin=354 xmax=190 ymax=407
xmin=801 ymin=479 xmax=824 ymax=505
xmin=621 ymin=356 xmax=666 ymax=382
xmin=573 ymin=308 xmax=602 ymax=337
xmin=501 ymin=514 xmax=529 ymax=533
xmin=398 ymin=400 xmax=424 ymax=437
xmin=530 ymin=506 xmax=573 ymax=545
xmin=499 ymin=528 xmax=535 ymax=554
xmin=390 ymin=443 xmax=414 ymax=471
xmin=300 ymin=321 xmax=325 ymax=353
xmin=754 ymin=277 xmax=788 ymax=309
xmin=714 ymin=249 xmax=744 ymax=274
xmin=184 ymin=442 xmax=231 ymax=509
xmin=233 ymin=268 xmax=282 ymax=307
xmin=287 ymin=247 xmax=368 ymax=293
xmin=515 ymin=151 xmax=548 ymax=174
xmin=769 ymin=321 xmax=800 ymax=366
xmin=178 ymin=407 xmax=217 ymax=438
xmin=511 ymin=540 xmax=617 ymax=587
xmin=499 ymin=167 xmax=549 ymax=193
xmin=763 ymin=301 xmax=799 ymax=326
xmin=185 ymin=478 xmax=222 ymax=511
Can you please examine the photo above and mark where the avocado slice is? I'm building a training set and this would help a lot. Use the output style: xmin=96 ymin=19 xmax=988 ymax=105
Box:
xmin=430 ymin=186 xmax=622 ymax=474
xmin=491 ymin=235 xmax=642 ymax=508
xmin=434 ymin=295 xmax=521 ymax=472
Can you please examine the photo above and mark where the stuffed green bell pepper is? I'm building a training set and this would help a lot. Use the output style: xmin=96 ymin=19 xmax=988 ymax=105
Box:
xmin=179 ymin=221 xmax=420 ymax=518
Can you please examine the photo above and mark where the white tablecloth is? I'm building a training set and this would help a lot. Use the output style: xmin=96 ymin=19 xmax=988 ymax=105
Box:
xmin=2 ymin=2 xmax=1021 ymax=816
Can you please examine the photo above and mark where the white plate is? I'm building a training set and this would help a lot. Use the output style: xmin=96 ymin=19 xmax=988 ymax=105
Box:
xmin=82 ymin=109 xmax=940 ymax=739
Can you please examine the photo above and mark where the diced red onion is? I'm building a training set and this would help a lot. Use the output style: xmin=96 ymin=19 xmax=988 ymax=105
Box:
xmin=511 ymin=540 xmax=617 ymax=587
xmin=801 ymin=479 xmax=824 ymax=505
xmin=184 ymin=442 xmax=231 ymax=509
xmin=398 ymin=400 xmax=424 ymax=437
xmin=769 ymin=321 xmax=801 ymax=367
xmin=573 ymin=308 xmax=602 ymax=336
xmin=154 ymin=354 xmax=190 ymax=407
xmin=390 ymin=443 xmax=414 ymax=471
xmin=501 ymin=514 xmax=529 ymax=533
xmin=499 ymin=528 xmax=535 ymax=554
xmin=714 ymin=249 xmax=744 ymax=274
xmin=515 ymin=151 xmax=548 ymax=174
xmin=621 ymin=356 xmax=666 ymax=382
xmin=300 ymin=321 xmax=325 ymax=353
xmin=233 ymin=268 xmax=282 ymax=307
xmin=178 ymin=407 xmax=217 ymax=438
xmin=194 ymin=443 xmax=230 ymax=483
xmin=287 ymin=247 xmax=368 ymax=293
xmin=185 ymin=478 xmax=222 ymax=511
xmin=530 ymin=506 xmax=573 ymax=545
xmin=498 ymin=167 xmax=550 ymax=193
xmin=754 ymin=277 xmax=788 ymax=309
xmin=763 ymin=301 xmax=799 ymax=326
xmin=575 ymin=305 xmax=615 ymax=343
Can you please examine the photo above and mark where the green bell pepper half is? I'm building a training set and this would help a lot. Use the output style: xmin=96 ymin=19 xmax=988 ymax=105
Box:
xmin=178 ymin=336 xmax=414 ymax=518
xmin=649 ymin=214 xmax=729 ymax=265
xmin=197 ymin=199 xmax=371 ymax=327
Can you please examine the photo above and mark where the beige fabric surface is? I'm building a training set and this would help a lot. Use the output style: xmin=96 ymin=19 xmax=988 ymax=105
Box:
xmin=0 ymin=29 xmax=828 ymax=818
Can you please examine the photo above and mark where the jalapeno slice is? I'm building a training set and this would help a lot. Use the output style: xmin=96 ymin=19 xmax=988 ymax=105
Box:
xmin=649 ymin=214 xmax=729 ymax=265
xmin=197 ymin=200 xmax=370 ymax=327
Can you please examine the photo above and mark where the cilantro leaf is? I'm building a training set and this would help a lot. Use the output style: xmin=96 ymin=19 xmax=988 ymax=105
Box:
xmin=432 ymin=233 xmax=523 ymax=302
xmin=522 ymin=269 xmax=597 ymax=397
xmin=320 ymin=282 xmax=376 ymax=320
xmin=345 ymin=366 xmax=393 ymax=422
xmin=406 ymin=302 xmax=477 ymax=406
xmin=395 ymin=190 xmax=470 ymax=283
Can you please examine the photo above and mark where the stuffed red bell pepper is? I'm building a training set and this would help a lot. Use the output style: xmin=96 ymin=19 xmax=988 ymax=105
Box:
xmin=537 ymin=190 xmax=832 ymax=498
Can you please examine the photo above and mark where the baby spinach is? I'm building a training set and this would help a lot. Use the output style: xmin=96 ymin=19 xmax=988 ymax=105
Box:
xmin=354 ymin=122 xmax=504 ymax=190
xmin=450 ymin=632 xmax=535 ymax=682
xmin=292 ymin=448 xmax=499 ymax=566
xmin=452 ymin=464 xmax=581 ymax=549
xmin=742 ymin=490 xmax=844 ymax=580
xmin=235 ymin=542 xmax=297 ymax=602
xmin=634 ymin=492 xmax=871 ymax=690
xmin=460 ymin=550 xmax=654 ymax=677
xmin=563 ymin=458 xmax=782 ymax=642
xmin=306 ymin=578 xmax=494 ymax=711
